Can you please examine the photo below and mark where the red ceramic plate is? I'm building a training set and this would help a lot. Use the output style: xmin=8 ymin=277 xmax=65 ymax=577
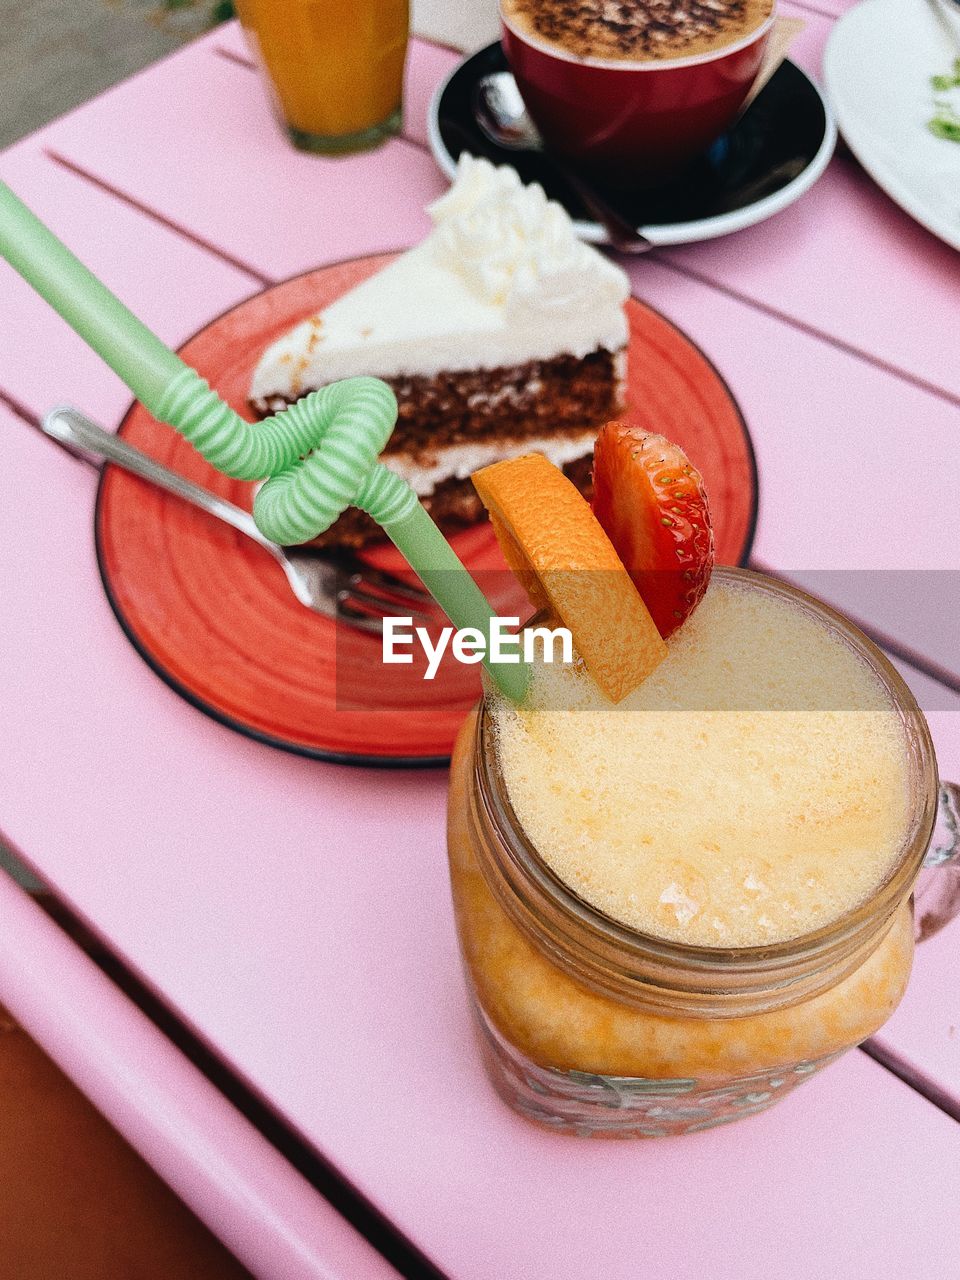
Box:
xmin=96 ymin=255 xmax=758 ymax=765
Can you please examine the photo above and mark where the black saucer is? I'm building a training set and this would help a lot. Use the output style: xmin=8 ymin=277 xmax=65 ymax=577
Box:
xmin=428 ymin=42 xmax=836 ymax=244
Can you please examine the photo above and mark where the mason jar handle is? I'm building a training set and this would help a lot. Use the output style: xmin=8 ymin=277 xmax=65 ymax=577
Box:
xmin=914 ymin=782 xmax=960 ymax=942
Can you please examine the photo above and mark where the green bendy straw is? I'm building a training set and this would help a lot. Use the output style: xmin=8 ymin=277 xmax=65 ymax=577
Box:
xmin=0 ymin=179 xmax=530 ymax=702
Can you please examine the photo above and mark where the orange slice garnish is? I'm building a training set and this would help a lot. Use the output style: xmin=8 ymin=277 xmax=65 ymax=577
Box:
xmin=473 ymin=454 xmax=667 ymax=702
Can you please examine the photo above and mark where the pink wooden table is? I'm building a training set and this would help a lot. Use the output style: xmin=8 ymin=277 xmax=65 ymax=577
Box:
xmin=2 ymin=3 xmax=960 ymax=1276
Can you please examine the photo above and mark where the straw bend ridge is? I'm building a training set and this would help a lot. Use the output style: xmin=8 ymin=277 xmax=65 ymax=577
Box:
xmin=159 ymin=369 xmax=531 ymax=703
xmin=0 ymin=177 xmax=531 ymax=702
xmin=157 ymin=367 xmax=415 ymax=544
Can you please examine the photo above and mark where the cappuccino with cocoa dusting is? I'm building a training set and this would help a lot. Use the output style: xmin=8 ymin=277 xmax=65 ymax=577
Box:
xmin=502 ymin=0 xmax=774 ymax=62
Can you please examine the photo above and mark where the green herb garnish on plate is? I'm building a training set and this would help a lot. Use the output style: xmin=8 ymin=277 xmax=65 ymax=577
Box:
xmin=929 ymin=103 xmax=960 ymax=142
xmin=928 ymin=58 xmax=960 ymax=142
xmin=930 ymin=57 xmax=960 ymax=94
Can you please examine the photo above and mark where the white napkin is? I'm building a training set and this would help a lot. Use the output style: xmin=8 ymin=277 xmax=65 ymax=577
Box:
xmin=411 ymin=0 xmax=501 ymax=52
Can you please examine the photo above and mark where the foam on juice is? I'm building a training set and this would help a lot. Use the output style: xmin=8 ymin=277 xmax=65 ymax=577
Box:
xmin=491 ymin=578 xmax=913 ymax=947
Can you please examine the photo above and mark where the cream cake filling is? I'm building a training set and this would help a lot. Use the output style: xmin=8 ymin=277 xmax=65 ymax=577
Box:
xmin=385 ymin=431 xmax=598 ymax=497
xmin=249 ymin=156 xmax=630 ymax=405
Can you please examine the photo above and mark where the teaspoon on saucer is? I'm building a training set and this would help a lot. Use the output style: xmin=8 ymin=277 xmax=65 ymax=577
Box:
xmin=473 ymin=71 xmax=654 ymax=254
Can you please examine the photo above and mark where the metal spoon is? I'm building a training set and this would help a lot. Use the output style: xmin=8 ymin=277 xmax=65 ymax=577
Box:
xmin=474 ymin=72 xmax=653 ymax=254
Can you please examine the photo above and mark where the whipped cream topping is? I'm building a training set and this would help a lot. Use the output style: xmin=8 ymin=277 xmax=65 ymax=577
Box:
xmin=428 ymin=156 xmax=629 ymax=317
xmin=249 ymin=154 xmax=630 ymax=401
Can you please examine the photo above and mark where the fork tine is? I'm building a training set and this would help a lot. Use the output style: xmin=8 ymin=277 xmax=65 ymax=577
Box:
xmin=284 ymin=546 xmax=447 ymax=631
xmin=338 ymin=581 xmax=445 ymax=626
xmin=291 ymin=547 xmax=437 ymax=606
xmin=331 ymin=549 xmax=447 ymax=622
xmin=334 ymin=551 xmax=435 ymax=607
xmin=346 ymin=568 xmax=436 ymax=608
xmin=327 ymin=594 xmax=385 ymax=634
xmin=344 ymin=571 xmax=445 ymax=615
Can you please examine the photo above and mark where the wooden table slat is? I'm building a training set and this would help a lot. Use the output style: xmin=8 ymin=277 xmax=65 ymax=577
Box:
xmin=626 ymin=259 xmax=960 ymax=683
xmin=29 ymin=17 xmax=960 ymax=409
xmin=3 ymin=8 xmax=960 ymax=1274
xmin=22 ymin=31 xmax=446 ymax=283
xmin=0 ymin=146 xmax=258 ymax=424
xmin=0 ymin=402 xmax=959 ymax=1280
xmin=0 ymin=822 xmax=399 ymax=1280
xmin=657 ymin=4 xmax=960 ymax=404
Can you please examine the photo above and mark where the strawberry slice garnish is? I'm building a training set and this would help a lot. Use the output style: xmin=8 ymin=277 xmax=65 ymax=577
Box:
xmin=591 ymin=424 xmax=714 ymax=639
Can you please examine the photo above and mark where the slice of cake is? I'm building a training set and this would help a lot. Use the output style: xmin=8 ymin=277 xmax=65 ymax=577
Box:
xmin=249 ymin=155 xmax=630 ymax=547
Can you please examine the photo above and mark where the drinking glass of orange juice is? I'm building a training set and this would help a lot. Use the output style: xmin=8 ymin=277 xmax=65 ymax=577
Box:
xmin=234 ymin=0 xmax=409 ymax=153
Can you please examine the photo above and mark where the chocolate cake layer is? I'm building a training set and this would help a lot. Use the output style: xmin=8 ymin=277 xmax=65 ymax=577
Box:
xmin=310 ymin=453 xmax=595 ymax=550
xmin=251 ymin=349 xmax=623 ymax=454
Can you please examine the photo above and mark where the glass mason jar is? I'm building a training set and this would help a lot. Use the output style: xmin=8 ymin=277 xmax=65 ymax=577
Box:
xmin=447 ymin=571 xmax=960 ymax=1137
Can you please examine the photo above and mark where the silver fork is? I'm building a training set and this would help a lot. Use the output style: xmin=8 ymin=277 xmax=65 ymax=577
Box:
xmin=42 ymin=406 xmax=444 ymax=635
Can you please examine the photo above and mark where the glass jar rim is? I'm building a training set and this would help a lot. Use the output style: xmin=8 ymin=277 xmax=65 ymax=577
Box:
xmin=473 ymin=567 xmax=939 ymax=1014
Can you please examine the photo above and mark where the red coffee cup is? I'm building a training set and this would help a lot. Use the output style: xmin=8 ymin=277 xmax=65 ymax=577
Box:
xmin=500 ymin=3 xmax=776 ymax=184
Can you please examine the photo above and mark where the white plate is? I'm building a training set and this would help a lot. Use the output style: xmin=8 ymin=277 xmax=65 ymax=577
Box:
xmin=825 ymin=0 xmax=960 ymax=252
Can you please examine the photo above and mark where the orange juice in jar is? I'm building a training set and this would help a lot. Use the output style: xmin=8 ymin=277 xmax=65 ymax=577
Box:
xmin=449 ymin=438 xmax=960 ymax=1137
xmin=234 ymin=0 xmax=409 ymax=152
xmin=447 ymin=569 xmax=956 ymax=1136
